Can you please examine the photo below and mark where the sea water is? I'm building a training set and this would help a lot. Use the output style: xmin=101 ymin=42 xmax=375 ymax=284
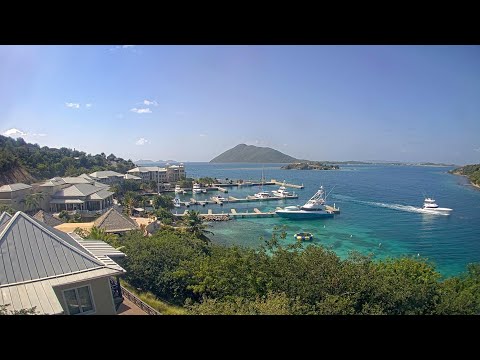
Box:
xmin=167 ymin=162 xmax=480 ymax=277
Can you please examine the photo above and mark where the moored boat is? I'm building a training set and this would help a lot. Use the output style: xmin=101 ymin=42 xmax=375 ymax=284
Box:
xmin=276 ymin=186 xmax=334 ymax=219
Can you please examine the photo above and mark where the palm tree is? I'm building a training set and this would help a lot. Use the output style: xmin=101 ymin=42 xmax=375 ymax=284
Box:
xmin=22 ymin=193 xmax=44 ymax=213
xmin=123 ymin=191 xmax=138 ymax=216
xmin=183 ymin=210 xmax=213 ymax=242
xmin=87 ymin=226 xmax=119 ymax=244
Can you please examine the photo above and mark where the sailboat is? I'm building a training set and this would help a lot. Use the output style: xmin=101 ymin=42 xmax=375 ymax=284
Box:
xmin=254 ymin=166 xmax=271 ymax=199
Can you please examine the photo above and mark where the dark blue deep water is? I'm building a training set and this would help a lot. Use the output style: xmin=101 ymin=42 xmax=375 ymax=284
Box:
xmin=168 ymin=162 xmax=480 ymax=277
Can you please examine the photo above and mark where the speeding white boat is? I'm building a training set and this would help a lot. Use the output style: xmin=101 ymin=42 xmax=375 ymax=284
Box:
xmin=276 ymin=186 xmax=334 ymax=219
xmin=422 ymin=198 xmax=452 ymax=214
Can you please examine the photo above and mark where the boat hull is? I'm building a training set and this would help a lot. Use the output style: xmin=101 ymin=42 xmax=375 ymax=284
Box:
xmin=276 ymin=210 xmax=334 ymax=219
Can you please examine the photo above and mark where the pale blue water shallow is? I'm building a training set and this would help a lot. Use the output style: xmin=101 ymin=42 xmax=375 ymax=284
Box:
xmin=165 ymin=162 xmax=480 ymax=277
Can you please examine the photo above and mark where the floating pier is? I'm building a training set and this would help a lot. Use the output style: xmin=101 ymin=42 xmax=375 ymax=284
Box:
xmin=325 ymin=205 xmax=340 ymax=214
xmin=173 ymin=208 xmax=276 ymax=219
xmin=270 ymin=179 xmax=304 ymax=189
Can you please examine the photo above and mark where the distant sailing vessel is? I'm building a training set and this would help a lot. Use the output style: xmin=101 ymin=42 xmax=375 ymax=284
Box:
xmin=422 ymin=197 xmax=452 ymax=214
xmin=276 ymin=186 xmax=334 ymax=219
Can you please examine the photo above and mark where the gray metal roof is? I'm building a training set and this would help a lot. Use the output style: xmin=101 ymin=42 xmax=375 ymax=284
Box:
xmin=0 ymin=212 xmax=105 ymax=286
xmin=93 ymin=208 xmax=139 ymax=233
xmin=52 ymin=184 xmax=103 ymax=198
xmin=127 ymin=166 xmax=166 ymax=173
xmin=78 ymin=173 xmax=94 ymax=180
xmin=89 ymin=171 xmax=124 ymax=179
xmin=0 ymin=183 xmax=32 ymax=192
xmin=33 ymin=210 xmax=64 ymax=227
xmin=61 ymin=177 xmax=93 ymax=184
xmin=89 ymin=189 xmax=114 ymax=200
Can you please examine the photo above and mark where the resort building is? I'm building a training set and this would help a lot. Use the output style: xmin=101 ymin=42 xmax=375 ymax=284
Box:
xmin=93 ymin=208 xmax=139 ymax=234
xmin=49 ymin=183 xmax=114 ymax=214
xmin=89 ymin=171 xmax=125 ymax=185
xmin=0 ymin=211 xmax=126 ymax=315
xmin=127 ymin=164 xmax=185 ymax=183
xmin=0 ymin=183 xmax=33 ymax=212
xmin=124 ymin=174 xmax=142 ymax=181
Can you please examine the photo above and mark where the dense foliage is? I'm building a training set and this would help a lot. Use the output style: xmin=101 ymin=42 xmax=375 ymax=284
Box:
xmin=120 ymin=229 xmax=480 ymax=314
xmin=0 ymin=304 xmax=37 ymax=315
xmin=0 ymin=135 xmax=135 ymax=181
xmin=450 ymin=164 xmax=480 ymax=186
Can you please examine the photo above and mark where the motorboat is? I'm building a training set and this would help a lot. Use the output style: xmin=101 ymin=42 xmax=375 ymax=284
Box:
xmin=174 ymin=184 xmax=182 ymax=194
xmin=271 ymin=181 xmax=292 ymax=198
xmin=254 ymin=191 xmax=272 ymax=199
xmin=422 ymin=197 xmax=452 ymax=214
xmin=294 ymin=232 xmax=313 ymax=241
xmin=276 ymin=186 xmax=334 ymax=219
xmin=173 ymin=196 xmax=181 ymax=208
xmin=192 ymin=183 xmax=202 ymax=194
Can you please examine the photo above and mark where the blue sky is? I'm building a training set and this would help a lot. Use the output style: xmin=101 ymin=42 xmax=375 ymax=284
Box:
xmin=1 ymin=45 xmax=479 ymax=164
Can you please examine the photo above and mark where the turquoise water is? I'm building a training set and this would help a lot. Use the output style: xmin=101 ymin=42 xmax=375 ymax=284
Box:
xmin=170 ymin=162 xmax=480 ymax=277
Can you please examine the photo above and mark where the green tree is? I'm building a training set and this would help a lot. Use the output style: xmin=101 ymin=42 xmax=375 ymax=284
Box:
xmin=152 ymin=194 xmax=174 ymax=210
xmin=0 ymin=304 xmax=37 ymax=315
xmin=0 ymin=204 xmax=15 ymax=215
xmin=182 ymin=210 xmax=213 ymax=242
xmin=123 ymin=191 xmax=139 ymax=216
xmin=22 ymin=192 xmax=45 ymax=213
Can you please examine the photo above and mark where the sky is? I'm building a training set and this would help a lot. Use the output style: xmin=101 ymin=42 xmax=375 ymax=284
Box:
xmin=1 ymin=45 xmax=479 ymax=164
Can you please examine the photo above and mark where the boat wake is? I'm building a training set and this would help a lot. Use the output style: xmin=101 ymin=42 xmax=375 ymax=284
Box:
xmin=332 ymin=195 xmax=449 ymax=216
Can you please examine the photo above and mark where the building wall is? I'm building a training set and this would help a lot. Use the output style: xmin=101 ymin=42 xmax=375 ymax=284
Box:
xmin=0 ymin=188 xmax=33 ymax=211
xmin=53 ymin=276 xmax=117 ymax=315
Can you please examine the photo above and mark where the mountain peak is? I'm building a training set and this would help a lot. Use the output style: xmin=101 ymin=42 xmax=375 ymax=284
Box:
xmin=210 ymin=144 xmax=298 ymax=163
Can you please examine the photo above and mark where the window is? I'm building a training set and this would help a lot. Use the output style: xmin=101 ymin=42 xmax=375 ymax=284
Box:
xmin=63 ymin=285 xmax=95 ymax=315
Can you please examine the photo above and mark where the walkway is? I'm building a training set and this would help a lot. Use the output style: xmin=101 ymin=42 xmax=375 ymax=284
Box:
xmin=117 ymin=297 xmax=148 ymax=315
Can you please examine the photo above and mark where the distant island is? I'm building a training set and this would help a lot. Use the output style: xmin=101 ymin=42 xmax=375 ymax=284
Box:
xmin=449 ymin=164 xmax=480 ymax=189
xmin=210 ymin=144 xmax=298 ymax=163
xmin=281 ymin=162 xmax=339 ymax=170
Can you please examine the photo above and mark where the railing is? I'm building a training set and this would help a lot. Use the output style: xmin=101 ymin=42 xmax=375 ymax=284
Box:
xmin=120 ymin=286 xmax=161 ymax=315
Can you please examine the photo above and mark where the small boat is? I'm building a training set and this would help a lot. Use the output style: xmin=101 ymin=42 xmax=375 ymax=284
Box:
xmin=173 ymin=197 xmax=181 ymax=208
xmin=174 ymin=184 xmax=182 ymax=194
xmin=192 ymin=183 xmax=202 ymax=194
xmin=276 ymin=186 xmax=334 ymax=219
xmin=294 ymin=232 xmax=313 ymax=241
xmin=422 ymin=197 xmax=452 ymax=214
xmin=254 ymin=191 xmax=272 ymax=199
xmin=271 ymin=181 xmax=292 ymax=198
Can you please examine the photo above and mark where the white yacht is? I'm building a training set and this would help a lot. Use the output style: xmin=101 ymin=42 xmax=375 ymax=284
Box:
xmin=254 ymin=192 xmax=272 ymax=199
xmin=173 ymin=196 xmax=181 ymax=208
xmin=276 ymin=186 xmax=334 ymax=219
xmin=192 ymin=183 xmax=202 ymax=194
xmin=272 ymin=181 xmax=292 ymax=198
xmin=422 ymin=197 xmax=452 ymax=214
xmin=174 ymin=184 xmax=182 ymax=194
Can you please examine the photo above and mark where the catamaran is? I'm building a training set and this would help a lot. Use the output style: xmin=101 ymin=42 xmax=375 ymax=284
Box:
xmin=276 ymin=186 xmax=334 ymax=219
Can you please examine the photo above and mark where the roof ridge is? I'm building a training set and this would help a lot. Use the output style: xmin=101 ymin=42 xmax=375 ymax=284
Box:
xmin=0 ymin=212 xmax=104 ymax=267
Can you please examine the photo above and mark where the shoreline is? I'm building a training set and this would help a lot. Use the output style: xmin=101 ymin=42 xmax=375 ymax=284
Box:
xmin=451 ymin=172 xmax=480 ymax=190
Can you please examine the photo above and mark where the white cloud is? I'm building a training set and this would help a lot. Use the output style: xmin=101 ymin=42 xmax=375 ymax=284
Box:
xmin=283 ymin=143 xmax=288 ymax=147
xmin=122 ymin=45 xmax=135 ymax=48
xmin=135 ymin=138 xmax=149 ymax=145
xmin=143 ymin=99 xmax=158 ymax=106
xmin=474 ymin=147 xmax=480 ymax=152
xmin=130 ymin=108 xmax=152 ymax=114
xmin=199 ymin=134 xmax=207 ymax=137
xmin=2 ymin=128 xmax=47 ymax=139
xmin=65 ymin=102 xmax=80 ymax=109
xmin=109 ymin=45 xmax=137 ymax=52
xmin=3 ymin=128 xmax=27 ymax=137
xmin=85 ymin=103 xmax=92 ymax=108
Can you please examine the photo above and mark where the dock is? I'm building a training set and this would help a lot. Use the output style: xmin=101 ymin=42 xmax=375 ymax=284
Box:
xmin=325 ymin=205 xmax=340 ymax=214
xmin=173 ymin=207 xmax=276 ymax=219
xmin=270 ymin=179 xmax=304 ymax=189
